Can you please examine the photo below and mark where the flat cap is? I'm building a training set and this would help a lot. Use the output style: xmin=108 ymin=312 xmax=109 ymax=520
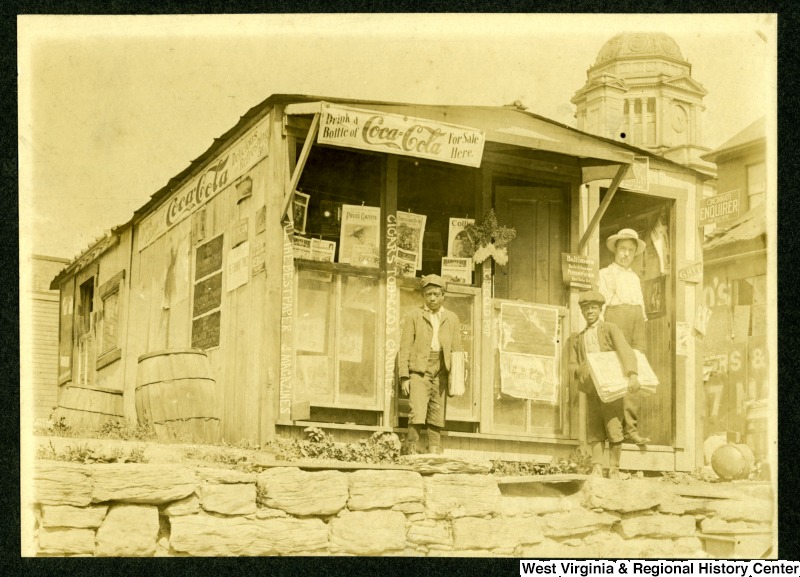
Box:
xmin=421 ymin=274 xmax=446 ymax=289
xmin=578 ymin=290 xmax=606 ymax=306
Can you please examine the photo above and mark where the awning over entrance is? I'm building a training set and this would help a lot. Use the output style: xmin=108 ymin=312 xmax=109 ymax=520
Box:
xmin=281 ymin=100 xmax=638 ymax=246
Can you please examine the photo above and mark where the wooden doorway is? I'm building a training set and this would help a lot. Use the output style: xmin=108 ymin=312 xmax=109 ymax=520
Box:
xmin=494 ymin=185 xmax=568 ymax=306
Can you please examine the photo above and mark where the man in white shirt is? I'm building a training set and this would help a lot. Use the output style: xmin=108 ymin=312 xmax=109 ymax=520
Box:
xmin=598 ymin=228 xmax=650 ymax=446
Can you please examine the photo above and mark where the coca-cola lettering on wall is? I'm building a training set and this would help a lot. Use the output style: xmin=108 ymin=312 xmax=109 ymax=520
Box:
xmin=318 ymin=103 xmax=485 ymax=168
xmin=138 ymin=115 xmax=271 ymax=251
xmin=167 ymin=157 xmax=229 ymax=226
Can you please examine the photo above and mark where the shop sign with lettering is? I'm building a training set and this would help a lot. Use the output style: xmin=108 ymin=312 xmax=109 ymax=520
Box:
xmin=317 ymin=103 xmax=485 ymax=168
xmin=561 ymin=253 xmax=596 ymax=290
xmin=138 ymin=115 xmax=270 ymax=250
xmin=620 ymin=156 xmax=649 ymax=192
xmin=678 ymin=261 xmax=703 ymax=283
xmin=698 ymin=189 xmax=741 ymax=227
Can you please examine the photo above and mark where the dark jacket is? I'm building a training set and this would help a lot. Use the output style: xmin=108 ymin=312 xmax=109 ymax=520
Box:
xmin=398 ymin=306 xmax=462 ymax=379
xmin=569 ymin=320 xmax=638 ymax=394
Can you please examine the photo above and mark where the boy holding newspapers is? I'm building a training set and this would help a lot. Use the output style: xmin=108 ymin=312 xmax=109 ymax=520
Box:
xmin=569 ymin=290 xmax=640 ymax=479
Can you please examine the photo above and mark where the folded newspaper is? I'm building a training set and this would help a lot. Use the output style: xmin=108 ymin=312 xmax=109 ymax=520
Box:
xmin=586 ymin=350 xmax=659 ymax=403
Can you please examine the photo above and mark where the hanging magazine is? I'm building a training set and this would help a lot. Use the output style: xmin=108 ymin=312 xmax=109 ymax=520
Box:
xmin=397 ymin=211 xmax=426 ymax=269
xmin=339 ymin=204 xmax=380 ymax=264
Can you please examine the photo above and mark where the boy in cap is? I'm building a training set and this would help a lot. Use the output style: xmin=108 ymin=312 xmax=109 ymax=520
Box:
xmin=598 ymin=228 xmax=650 ymax=446
xmin=570 ymin=290 xmax=640 ymax=478
xmin=398 ymin=274 xmax=463 ymax=454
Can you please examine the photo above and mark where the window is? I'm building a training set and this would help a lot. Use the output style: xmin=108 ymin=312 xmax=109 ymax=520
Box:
xmin=96 ymin=270 xmax=125 ymax=369
xmin=747 ymin=162 xmax=766 ymax=210
xmin=78 ymin=277 xmax=95 ymax=337
xmin=192 ymin=235 xmax=224 ymax=350
xmin=295 ymin=268 xmax=380 ymax=409
xmin=58 ymin=277 xmax=75 ymax=383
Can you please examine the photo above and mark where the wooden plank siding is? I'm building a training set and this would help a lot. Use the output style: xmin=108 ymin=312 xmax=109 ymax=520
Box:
xmin=30 ymin=295 xmax=60 ymax=420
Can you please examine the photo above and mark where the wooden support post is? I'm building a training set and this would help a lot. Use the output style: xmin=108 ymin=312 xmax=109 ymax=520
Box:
xmin=577 ymin=163 xmax=628 ymax=254
xmin=279 ymin=112 xmax=320 ymax=222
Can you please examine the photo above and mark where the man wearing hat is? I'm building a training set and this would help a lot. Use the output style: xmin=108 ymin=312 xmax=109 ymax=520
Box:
xmin=570 ymin=290 xmax=640 ymax=478
xmin=598 ymin=228 xmax=650 ymax=445
xmin=398 ymin=274 xmax=463 ymax=455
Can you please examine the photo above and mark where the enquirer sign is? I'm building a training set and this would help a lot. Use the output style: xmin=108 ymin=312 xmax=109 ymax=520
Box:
xmin=318 ymin=103 xmax=485 ymax=168
xmin=698 ymin=189 xmax=741 ymax=227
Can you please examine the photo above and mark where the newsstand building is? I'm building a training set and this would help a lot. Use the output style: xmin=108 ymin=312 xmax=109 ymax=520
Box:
xmin=50 ymin=94 xmax=712 ymax=472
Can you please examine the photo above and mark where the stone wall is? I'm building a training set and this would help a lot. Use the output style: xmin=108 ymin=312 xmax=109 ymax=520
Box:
xmin=29 ymin=457 xmax=774 ymax=557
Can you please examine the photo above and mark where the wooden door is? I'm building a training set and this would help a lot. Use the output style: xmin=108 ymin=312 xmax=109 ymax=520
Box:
xmin=492 ymin=185 xmax=568 ymax=434
xmin=494 ymin=186 xmax=567 ymax=305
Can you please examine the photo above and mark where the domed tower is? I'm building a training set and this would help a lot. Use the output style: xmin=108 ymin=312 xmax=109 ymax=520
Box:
xmin=572 ymin=32 xmax=713 ymax=172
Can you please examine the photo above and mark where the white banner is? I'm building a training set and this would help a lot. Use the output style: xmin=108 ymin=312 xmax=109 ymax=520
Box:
xmin=138 ymin=115 xmax=270 ymax=250
xmin=318 ymin=103 xmax=485 ymax=167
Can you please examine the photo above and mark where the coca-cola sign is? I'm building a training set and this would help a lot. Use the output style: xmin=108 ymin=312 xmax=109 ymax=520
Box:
xmin=317 ymin=103 xmax=484 ymax=168
xmin=138 ymin=115 xmax=270 ymax=250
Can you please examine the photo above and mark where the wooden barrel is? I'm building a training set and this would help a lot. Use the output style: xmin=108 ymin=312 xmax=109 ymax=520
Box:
xmin=711 ymin=443 xmax=755 ymax=480
xmin=136 ymin=349 xmax=220 ymax=444
xmin=54 ymin=384 xmax=124 ymax=432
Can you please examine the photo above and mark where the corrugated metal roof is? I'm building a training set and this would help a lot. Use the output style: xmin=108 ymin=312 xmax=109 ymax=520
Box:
xmin=703 ymin=203 xmax=767 ymax=251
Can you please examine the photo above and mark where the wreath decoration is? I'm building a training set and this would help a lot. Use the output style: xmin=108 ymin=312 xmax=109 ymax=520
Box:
xmin=463 ymin=209 xmax=517 ymax=266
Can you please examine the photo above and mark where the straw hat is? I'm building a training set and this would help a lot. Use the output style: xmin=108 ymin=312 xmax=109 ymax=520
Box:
xmin=606 ymin=228 xmax=646 ymax=255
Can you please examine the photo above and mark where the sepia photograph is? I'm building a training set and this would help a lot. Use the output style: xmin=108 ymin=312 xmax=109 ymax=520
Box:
xmin=18 ymin=13 xmax=778 ymax=559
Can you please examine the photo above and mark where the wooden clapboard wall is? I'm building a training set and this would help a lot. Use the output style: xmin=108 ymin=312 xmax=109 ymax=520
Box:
xmin=123 ymin=110 xmax=277 ymax=444
xmin=29 ymin=255 xmax=70 ymax=422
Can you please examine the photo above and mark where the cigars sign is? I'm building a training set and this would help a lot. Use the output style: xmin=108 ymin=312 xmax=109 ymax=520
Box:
xmin=318 ymin=103 xmax=485 ymax=168
xmin=138 ymin=116 xmax=270 ymax=250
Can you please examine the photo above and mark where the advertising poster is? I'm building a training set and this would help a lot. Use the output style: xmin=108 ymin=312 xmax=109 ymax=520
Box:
xmin=448 ymin=217 xmax=475 ymax=258
xmin=441 ymin=257 xmax=472 ymax=284
xmin=227 ymin=240 xmax=250 ymax=292
xmin=695 ymin=304 xmax=714 ymax=336
xmin=397 ymin=211 xmax=427 ymax=269
xmin=397 ymin=249 xmax=417 ymax=278
xmin=498 ymin=302 xmax=560 ymax=401
xmin=643 ymin=276 xmax=666 ymax=319
xmin=311 ymin=238 xmax=336 ymax=262
xmin=352 ymin=244 xmax=380 ymax=268
xmin=292 ymin=236 xmax=312 ymax=260
xmin=339 ymin=204 xmax=380 ymax=264
xmin=499 ymin=352 xmax=558 ymax=403
xmin=292 ymin=190 xmax=310 ymax=234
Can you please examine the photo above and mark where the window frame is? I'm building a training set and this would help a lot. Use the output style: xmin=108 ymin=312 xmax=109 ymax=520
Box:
xmin=96 ymin=270 xmax=125 ymax=370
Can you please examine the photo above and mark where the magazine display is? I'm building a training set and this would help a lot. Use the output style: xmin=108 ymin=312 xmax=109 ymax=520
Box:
xmin=339 ymin=204 xmax=380 ymax=264
xmin=441 ymin=257 xmax=472 ymax=284
xmin=397 ymin=211 xmax=427 ymax=269
xmin=447 ymin=217 xmax=475 ymax=258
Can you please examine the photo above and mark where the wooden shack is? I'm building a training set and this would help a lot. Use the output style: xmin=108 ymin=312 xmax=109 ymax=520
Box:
xmin=50 ymin=95 xmax=712 ymax=471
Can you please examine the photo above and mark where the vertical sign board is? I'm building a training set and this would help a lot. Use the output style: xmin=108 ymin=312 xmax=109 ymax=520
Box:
xmin=279 ymin=222 xmax=294 ymax=421
xmin=698 ymin=189 xmax=742 ymax=227
xmin=385 ymin=213 xmax=399 ymax=406
xmin=192 ymin=235 xmax=224 ymax=349
xmin=561 ymin=253 xmax=596 ymax=290
xmin=317 ymin=103 xmax=485 ymax=168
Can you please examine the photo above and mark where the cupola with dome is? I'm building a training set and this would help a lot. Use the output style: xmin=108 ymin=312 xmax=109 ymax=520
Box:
xmin=572 ymin=32 xmax=714 ymax=173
